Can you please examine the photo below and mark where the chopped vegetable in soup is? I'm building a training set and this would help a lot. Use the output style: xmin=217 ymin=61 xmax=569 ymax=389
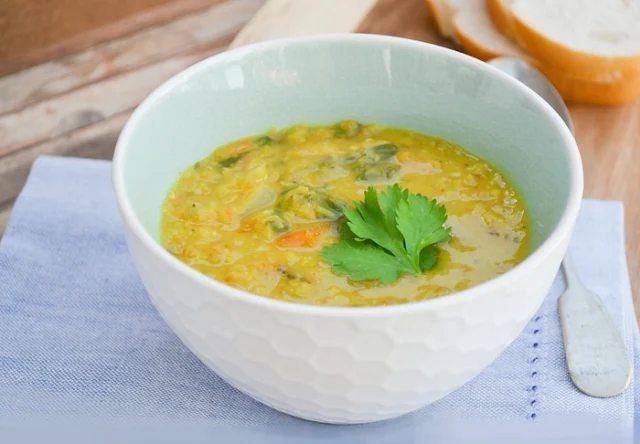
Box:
xmin=161 ymin=121 xmax=529 ymax=307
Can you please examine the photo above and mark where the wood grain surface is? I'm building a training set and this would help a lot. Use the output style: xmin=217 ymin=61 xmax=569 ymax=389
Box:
xmin=0 ymin=0 xmax=224 ymax=76
xmin=0 ymin=0 xmax=638 ymax=314
xmin=0 ymin=0 xmax=263 ymax=217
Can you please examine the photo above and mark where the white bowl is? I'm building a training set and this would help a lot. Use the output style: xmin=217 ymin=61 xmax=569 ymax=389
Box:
xmin=112 ymin=34 xmax=583 ymax=424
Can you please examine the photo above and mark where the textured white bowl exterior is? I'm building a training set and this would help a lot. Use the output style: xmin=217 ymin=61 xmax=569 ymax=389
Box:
xmin=123 ymin=222 xmax=569 ymax=423
xmin=113 ymin=35 xmax=583 ymax=424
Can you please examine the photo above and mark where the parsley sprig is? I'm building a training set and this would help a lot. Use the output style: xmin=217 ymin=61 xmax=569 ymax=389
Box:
xmin=320 ymin=185 xmax=451 ymax=284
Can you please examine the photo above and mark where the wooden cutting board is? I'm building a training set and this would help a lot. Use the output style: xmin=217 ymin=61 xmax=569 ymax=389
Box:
xmin=0 ymin=0 xmax=638 ymax=314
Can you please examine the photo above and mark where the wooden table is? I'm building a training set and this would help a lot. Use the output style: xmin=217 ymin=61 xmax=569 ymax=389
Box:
xmin=0 ymin=0 xmax=638 ymax=314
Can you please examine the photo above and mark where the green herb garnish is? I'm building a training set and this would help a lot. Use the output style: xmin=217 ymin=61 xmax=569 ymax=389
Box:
xmin=320 ymin=184 xmax=451 ymax=284
xmin=218 ymin=154 xmax=244 ymax=168
xmin=256 ymin=136 xmax=274 ymax=146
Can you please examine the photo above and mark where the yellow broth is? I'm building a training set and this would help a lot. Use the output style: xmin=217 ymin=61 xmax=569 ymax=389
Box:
xmin=161 ymin=121 xmax=529 ymax=307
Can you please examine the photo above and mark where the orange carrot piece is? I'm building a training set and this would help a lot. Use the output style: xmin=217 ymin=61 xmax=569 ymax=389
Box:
xmin=277 ymin=228 xmax=323 ymax=248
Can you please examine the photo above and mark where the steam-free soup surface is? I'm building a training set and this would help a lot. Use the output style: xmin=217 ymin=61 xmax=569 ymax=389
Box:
xmin=161 ymin=121 xmax=529 ymax=307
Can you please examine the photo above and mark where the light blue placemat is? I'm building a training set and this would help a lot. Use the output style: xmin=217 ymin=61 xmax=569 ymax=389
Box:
xmin=0 ymin=156 xmax=638 ymax=443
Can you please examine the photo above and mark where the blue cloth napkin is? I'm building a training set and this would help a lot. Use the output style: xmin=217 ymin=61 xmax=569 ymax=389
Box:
xmin=0 ymin=156 xmax=638 ymax=443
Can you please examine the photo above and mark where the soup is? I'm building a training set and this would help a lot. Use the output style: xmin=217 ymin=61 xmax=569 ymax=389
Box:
xmin=161 ymin=121 xmax=529 ymax=307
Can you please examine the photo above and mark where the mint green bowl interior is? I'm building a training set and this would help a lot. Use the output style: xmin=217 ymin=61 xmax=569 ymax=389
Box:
xmin=119 ymin=35 xmax=577 ymax=252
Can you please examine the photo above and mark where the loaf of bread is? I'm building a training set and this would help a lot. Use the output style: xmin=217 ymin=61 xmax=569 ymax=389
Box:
xmin=426 ymin=0 xmax=640 ymax=105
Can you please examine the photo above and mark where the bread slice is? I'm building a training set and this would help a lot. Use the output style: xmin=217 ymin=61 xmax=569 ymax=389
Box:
xmin=537 ymin=64 xmax=640 ymax=105
xmin=486 ymin=0 xmax=517 ymax=39
xmin=425 ymin=0 xmax=464 ymax=40
xmin=494 ymin=0 xmax=640 ymax=81
xmin=425 ymin=0 xmax=452 ymax=38
xmin=452 ymin=0 xmax=640 ymax=105
xmin=453 ymin=0 xmax=528 ymax=61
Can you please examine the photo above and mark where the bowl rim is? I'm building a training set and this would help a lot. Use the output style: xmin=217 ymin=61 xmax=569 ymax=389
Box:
xmin=112 ymin=33 xmax=583 ymax=317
